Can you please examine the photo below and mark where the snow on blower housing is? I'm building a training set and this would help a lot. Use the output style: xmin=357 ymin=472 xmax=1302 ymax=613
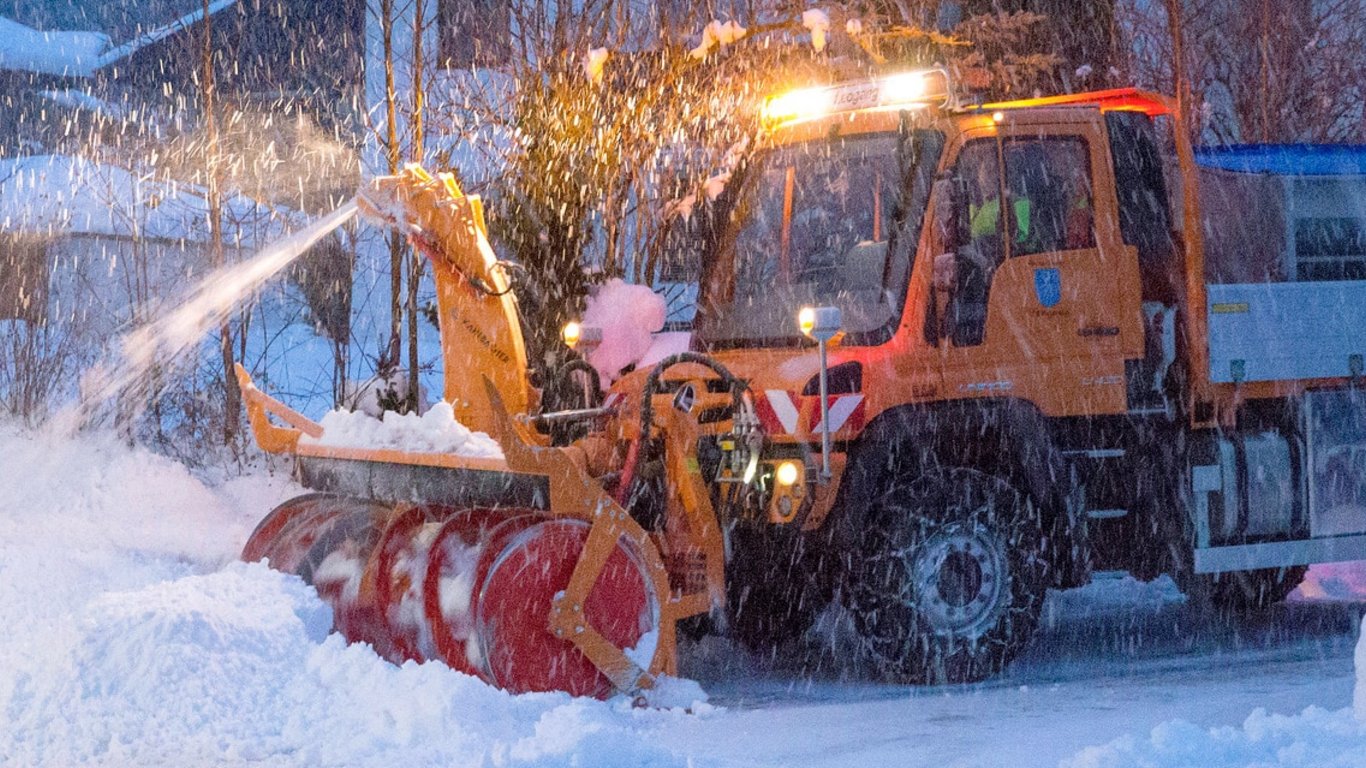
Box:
xmin=237 ymin=69 xmax=1366 ymax=696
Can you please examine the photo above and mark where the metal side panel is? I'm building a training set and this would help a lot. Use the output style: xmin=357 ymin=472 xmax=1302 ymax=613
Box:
xmin=1207 ymin=281 xmax=1366 ymax=383
xmin=1306 ymin=390 xmax=1366 ymax=537
xmin=298 ymin=456 xmax=551 ymax=510
xmin=1194 ymin=533 xmax=1366 ymax=574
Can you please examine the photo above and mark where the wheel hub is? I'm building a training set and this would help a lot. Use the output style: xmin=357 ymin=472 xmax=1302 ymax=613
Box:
xmin=910 ymin=522 xmax=1010 ymax=640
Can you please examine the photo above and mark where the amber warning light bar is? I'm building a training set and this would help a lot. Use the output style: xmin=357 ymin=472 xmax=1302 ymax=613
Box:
xmin=763 ymin=69 xmax=952 ymax=126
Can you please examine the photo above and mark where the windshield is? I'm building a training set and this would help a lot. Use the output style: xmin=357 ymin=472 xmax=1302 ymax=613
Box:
xmin=696 ymin=128 xmax=944 ymax=346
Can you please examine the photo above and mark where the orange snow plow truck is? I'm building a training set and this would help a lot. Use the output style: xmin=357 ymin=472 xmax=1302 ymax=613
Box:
xmin=237 ymin=71 xmax=1366 ymax=695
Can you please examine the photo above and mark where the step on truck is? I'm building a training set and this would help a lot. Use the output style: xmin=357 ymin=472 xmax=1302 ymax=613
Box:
xmin=236 ymin=71 xmax=1366 ymax=695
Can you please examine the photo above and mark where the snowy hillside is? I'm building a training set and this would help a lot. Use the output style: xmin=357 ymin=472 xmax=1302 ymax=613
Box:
xmin=0 ymin=155 xmax=299 ymax=247
xmin=0 ymin=423 xmax=1363 ymax=767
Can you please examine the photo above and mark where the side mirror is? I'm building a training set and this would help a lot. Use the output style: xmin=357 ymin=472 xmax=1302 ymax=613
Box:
xmin=932 ymin=251 xmax=957 ymax=294
xmin=931 ymin=177 xmax=969 ymax=253
xmin=927 ymin=178 xmax=964 ymax=345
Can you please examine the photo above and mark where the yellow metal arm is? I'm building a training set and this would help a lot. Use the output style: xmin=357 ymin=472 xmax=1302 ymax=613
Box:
xmin=358 ymin=164 xmax=533 ymax=434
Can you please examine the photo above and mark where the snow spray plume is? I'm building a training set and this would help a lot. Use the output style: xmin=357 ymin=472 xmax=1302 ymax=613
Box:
xmin=50 ymin=198 xmax=360 ymax=435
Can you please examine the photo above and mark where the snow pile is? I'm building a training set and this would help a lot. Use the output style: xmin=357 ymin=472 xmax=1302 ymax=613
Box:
xmin=0 ymin=424 xmax=709 ymax=766
xmin=0 ymin=17 xmax=110 ymax=76
xmin=0 ymin=426 xmax=263 ymax=567
xmin=1063 ymin=707 xmax=1366 ymax=768
xmin=581 ymin=278 xmax=668 ymax=384
xmin=307 ymin=401 xmax=504 ymax=458
xmin=1063 ymin=616 xmax=1366 ymax=768
xmin=8 ymin=563 xmax=699 ymax=767
xmin=342 ymin=370 xmax=430 ymax=417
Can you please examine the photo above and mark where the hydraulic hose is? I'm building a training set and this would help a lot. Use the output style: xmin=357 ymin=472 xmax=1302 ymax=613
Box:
xmin=615 ymin=353 xmax=744 ymax=507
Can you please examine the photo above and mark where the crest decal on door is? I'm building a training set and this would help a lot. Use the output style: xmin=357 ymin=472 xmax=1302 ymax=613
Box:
xmin=1034 ymin=268 xmax=1061 ymax=308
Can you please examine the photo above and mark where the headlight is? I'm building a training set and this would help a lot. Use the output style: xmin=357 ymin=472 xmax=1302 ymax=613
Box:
xmin=561 ymin=322 xmax=602 ymax=351
xmin=562 ymin=321 xmax=582 ymax=349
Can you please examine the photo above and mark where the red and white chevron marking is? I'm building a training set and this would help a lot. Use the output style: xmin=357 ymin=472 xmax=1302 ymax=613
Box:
xmin=757 ymin=390 xmax=801 ymax=434
xmin=756 ymin=390 xmax=865 ymax=435
xmin=812 ymin=393 xmax=865 ymax=433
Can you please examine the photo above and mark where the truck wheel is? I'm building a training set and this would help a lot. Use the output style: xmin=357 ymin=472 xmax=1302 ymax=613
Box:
xmin=1191 ymin=565 xmax=1308 ymax=612
xmin=847 ymin=467 xmax=1048 ymax=684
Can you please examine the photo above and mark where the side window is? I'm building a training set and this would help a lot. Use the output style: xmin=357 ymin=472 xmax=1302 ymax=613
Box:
xmin=946 ymin=140 xmax=1003 ymax=347
xmin=959 ymin=140 xmax=1006 ymax=267
xmin=1004 ymin=138 xmax=1095 ymax=257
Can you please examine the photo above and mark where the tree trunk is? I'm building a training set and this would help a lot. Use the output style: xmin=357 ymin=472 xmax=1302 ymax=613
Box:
xmin=407 ymin=0 xmax=426 ymax=412
xmin=203 ymin=0 xmax=239 ymax=442
xmin=381 ymin=0 xmax=404 ymax=397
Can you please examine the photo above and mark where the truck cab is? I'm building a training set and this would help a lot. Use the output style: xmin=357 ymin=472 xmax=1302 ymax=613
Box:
xmin=672 ymin=72 xmax=1366 ymax=683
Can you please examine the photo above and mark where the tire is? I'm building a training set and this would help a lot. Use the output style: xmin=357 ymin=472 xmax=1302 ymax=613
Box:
xmin=846 ymin=467 xmax=1049 ymax=684
xmin=1188 ymin=565 xmax=1308 ymax=612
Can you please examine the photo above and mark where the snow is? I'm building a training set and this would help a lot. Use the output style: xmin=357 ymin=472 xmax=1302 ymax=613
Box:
xmin=625 ymin=627 xmax=660 ymax=669
xmin=581 ymin=278 xmax=668 ymax=384
xmin=702 ymin=171 xmax=731 ymax=201
xmin=1061 ymin=622 xmax=1366 ymax=768
xmin=0 ymin=17 xmax=110 ymax=77
xmin=307 ymin=401 xmax=504 ymax=458
xmin=0 ymin=155 xmax=301 ymax=248
xmin=59 ymin=199 xmax=357 ymax=427
xmin=0 ymin=3 xmax=239 ymax=78
xmin=1 ymin=422 xmax=1365 ymax=766
xmin=342 ymin=370 xmax=430 ymax=417
xmin=639 ymin=676 xmax=711 ymax=713
xmin=0 ymin=423 xmax=704 ymax=766
xmin=37 ymin=88 xmax=128 ymax=119
xmin=689 ymin=20 xmax=747 ymax=59
xmin=802 ymin=9 xmax=831 ymax=53
xmin=1061 ymin=707 xmax=1366 ymax=768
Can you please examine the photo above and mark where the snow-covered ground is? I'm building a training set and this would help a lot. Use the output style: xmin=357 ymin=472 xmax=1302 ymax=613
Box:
xmin=1 ymin=423 xmax=1363 ymax=767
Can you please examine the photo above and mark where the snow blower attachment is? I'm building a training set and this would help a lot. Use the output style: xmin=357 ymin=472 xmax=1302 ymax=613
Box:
xmin=241 ymin=76 xmax=1366 ymax=695
xmin=237 ymin=165 xmax=739 ymax=699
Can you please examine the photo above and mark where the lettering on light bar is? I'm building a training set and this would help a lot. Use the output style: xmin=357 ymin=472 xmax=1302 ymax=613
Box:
xmin=763 ymin=69 xmax=951 ymax=125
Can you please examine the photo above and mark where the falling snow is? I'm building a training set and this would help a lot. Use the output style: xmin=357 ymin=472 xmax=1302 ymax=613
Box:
xmin=1 ymin=2 xmax=1365 ymax=766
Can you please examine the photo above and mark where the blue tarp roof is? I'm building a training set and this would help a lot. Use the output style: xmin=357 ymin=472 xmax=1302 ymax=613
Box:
xmin=1195 ymin=144 xmax=1366 ymax=176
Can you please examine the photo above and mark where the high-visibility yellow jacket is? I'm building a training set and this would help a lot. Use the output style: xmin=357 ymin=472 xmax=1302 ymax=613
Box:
xmin=969 ymin=197 xmax=1031 ymax=242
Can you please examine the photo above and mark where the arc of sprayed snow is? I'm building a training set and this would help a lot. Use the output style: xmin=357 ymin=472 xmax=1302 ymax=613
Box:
xmin=57 ymin=198 xmax=359 ymax=433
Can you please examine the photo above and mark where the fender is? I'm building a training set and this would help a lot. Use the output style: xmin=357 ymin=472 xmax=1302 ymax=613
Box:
xmin=830 ymin=397 xmax=1087 ymax=588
